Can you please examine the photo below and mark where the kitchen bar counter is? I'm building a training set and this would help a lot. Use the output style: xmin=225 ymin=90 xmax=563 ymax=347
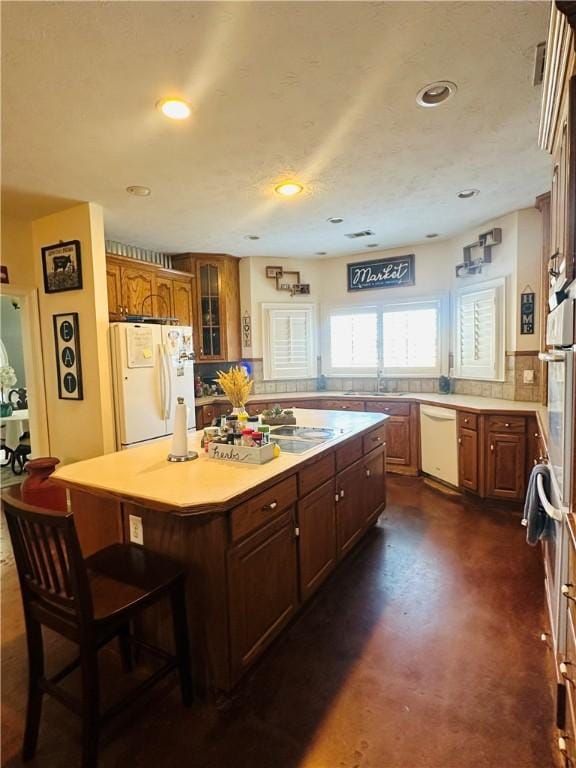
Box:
xmin=53 ymin=409 xmax=386 ymax=514
xmin=53 ymin=409 xmax=388 ymax=691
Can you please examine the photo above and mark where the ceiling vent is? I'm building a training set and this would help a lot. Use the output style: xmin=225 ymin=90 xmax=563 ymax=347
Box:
xmin=533 ymin=42 xmax=546 ymax=86
xmin=345 ymin=229 xmax=375 ymax=239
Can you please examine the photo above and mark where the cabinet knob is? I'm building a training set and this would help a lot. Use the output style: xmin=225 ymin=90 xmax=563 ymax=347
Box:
xmin=341 ymin=405 xmax=349 ymax=410
xmin=490 ymin=444 xmax=494 ymax=452
xmin=458 ymin=437 xmax=462 ymax=445
xmin=335 ymin=494 xmax=340 ymax=503
xmin=464 ymin=418 xmax=469 ymax=424
xmin=372 ymin=436 xmax=381 ymax=442
xmin=559 ymin=737 xmax=568 ymax=754
xmin=560 ymin=662 xmax=571 ymax=678
xmin=562 ymin=583 xmax=573 ymax=598
xmin=263 ymin=501 xmax=278 ymax=511
xmin=366 ymin=469 xmax=371 ymax=478
xmin=340 ymin=489 xmax=345 ymax=498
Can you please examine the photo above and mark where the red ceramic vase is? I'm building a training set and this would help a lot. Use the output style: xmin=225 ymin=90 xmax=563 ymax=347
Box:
xmin=21 ymin=457 xmax=67 ymax=512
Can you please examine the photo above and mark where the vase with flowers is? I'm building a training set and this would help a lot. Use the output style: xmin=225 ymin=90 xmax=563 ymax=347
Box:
xmin=216 ymin=365 xmax=253 ymax=415
xmin=0 ymin=366 xmax=17 ymax=417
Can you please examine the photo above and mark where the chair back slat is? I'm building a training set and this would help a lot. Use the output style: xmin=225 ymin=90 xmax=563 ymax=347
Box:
xmin=2 ymin=490 xmax=94 ymax=626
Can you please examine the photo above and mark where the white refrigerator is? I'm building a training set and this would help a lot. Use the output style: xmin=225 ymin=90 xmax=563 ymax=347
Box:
xmin=110 ymin=323 xmax=196 ymax=449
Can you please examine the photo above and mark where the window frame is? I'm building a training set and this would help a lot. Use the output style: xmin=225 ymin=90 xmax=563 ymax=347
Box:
xmin=262 ymin=302 xmax=317 ymax=380
xmin=322 ymin=296 xmax=448 ymax=378
xmin=453 ymin=278 xmax=505 ymax=382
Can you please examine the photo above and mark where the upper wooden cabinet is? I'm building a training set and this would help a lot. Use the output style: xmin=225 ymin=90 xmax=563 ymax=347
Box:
xmin=171 ymin=253 xmax=241 ymax=362
xmin=539 ymin=5 xmax=576 ymax=288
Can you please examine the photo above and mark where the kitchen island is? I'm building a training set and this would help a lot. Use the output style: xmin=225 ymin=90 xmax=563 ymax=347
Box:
xmin=53 ymin=408 xmax=388 ymax=691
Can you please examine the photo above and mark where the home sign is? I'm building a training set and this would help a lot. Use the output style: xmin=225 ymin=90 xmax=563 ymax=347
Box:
xmin=347 ymin=254 xmax=415 ymax=292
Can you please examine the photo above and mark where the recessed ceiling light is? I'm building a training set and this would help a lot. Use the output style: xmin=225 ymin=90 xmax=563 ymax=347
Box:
xmin=316 ymin=251 xmax=327 ymax=255
xmin=426 ymin=233 xmax=439 ymax=238
xmin=457 ymin=189 xmax=480 ymax=199
xmin=366 ymin=243 xmax=379 ymax=248
xmin=274 ymin=181 xmax=304 ymax=197
xmin=126 ymin=185 xmax=151 ymax=197
xmin=157 ymin=98 xmax=191 ymax=120
xmin=327 ymin=217 xmax=344 ymax=224
xmin=416 ymin=81 xmax=457 ymax=108
xmin=244 ymin=235 xmax=260 ymax=240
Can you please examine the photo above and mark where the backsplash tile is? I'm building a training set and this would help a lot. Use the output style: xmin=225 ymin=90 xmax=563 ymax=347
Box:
xmin=197 ymin=352 xmax=542 ymax=402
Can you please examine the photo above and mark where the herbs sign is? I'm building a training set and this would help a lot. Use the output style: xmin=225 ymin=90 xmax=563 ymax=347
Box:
xmin=347 ymin=255 xmax=415 ymax=292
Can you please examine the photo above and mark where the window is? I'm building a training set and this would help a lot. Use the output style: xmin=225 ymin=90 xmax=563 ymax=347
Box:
xmin=329 ymin=309 xmax=378 ymax=373
xmin=454 ymin=280 xmax=504 ymax=381
xmin=324 ymin=299 xmax=445 ymax=376
xmin=262 ymin=303 xmax=316 ymax=380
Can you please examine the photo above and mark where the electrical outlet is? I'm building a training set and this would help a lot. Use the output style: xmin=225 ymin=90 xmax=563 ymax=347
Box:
xmin=129 ymin=514 xmax=143 ymax=545
xmin=523 ymin=370 xmax=535 ymax=384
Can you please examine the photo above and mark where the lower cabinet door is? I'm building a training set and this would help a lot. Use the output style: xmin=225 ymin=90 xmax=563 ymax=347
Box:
xmin=227 ymin=510 xmax=298 ymax=681
xmin=458 ymin=427 xmax=478 ymax=492
xmin=384 ymin=416 xmax=412 ymax=466
xmin=297 ymin=479 xmax=337 ymax=601
xmin=336 ymin=459 xmax=366 ymax=558
xmin=485 ymin=432 xmax=526 ymax=500
xmin=363 ymin=447 xmax=386 ymax=524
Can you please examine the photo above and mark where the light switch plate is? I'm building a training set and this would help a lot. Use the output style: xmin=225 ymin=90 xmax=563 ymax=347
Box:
xmin=523 ymin=370 xmax=535 ymax=384
xmin=129 ymin=514 xmax=144 ymax=545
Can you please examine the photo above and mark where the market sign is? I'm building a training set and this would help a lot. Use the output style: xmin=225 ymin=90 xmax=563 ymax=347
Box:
xmin=347 ymin=254 xmax=415 ymax=292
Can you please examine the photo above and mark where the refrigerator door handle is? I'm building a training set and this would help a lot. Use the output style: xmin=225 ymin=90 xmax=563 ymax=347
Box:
xmin=164 ymin=346 xmax=173 ymax=419
xmin=159 ymin=344 xmax=168 ymax=419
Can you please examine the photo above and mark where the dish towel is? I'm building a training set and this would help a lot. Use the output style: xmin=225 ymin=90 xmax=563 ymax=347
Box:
xmin=522 ymin=464 xmax=555 ymax=545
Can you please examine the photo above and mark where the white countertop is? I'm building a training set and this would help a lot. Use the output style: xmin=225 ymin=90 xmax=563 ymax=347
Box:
xmin=53 ymin=409 xmax=386 ymax=514
xmin=196 ymin=390 xmax=545 ymax=416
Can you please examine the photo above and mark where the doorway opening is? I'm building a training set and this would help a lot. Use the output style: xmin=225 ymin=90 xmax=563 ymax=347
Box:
xmin=0 ymin=288 xmax=49 ymax=488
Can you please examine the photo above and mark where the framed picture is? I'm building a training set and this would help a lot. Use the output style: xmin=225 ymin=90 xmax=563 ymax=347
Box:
xmin=276 ymin=270 xmax=301 ymax=292
xmin=266 ymin=265 xmax=283 ymax=279
xmin=53 ymin=313 xmax=83 ymax=400
xmin=42 ymin=240 xmax=83 ymax=293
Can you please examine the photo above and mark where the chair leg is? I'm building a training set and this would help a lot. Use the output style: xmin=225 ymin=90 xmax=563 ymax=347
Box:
xmin=118 ymin=622 xmax=133 ymax=672
xmin=22 ymin=618 xmax=44 ymax=761
xmin=170 ymin=580 xmax=193 ymax=707
xmin=80 ymin=641 xmax=100 ymax=768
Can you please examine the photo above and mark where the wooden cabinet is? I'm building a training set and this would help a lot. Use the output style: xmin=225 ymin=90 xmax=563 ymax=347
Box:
xmin=171 ymin=253 xmax=241 ymax=362
xmin=336 ymin=459 xmax=365 ymax=558
xmin=172 ymin=278 xmax=193 ymax=327
xmin=485 ymin=431 xmax=526 ymax=501
xmin=106 ymin=262 xmax=123 ymax=321
xmin=122 ymin=265 xmax=155 ymax=317
xmin=105 ymin=255 xmax=195 ymax=328
xmin=457 ymin=411 xmax=479 ymax=492
xmin=320 ymin=399 xmax=365 ymax=411
xmin=227 ymin=510 xmax=299 ymax=680
xmin=363 ymin=446 xmax=386 ymax=526
xmin=366 ymin=401 xmax=418 ymax=476
xmin=297 ymin=479 xmax=337 ymax=601
xmin=458 ymin=427 xmax=478 ymax=492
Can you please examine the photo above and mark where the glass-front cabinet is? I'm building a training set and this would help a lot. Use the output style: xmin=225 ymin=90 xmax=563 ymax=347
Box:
xmin=198 ymin=261 xmax=223 ymax=360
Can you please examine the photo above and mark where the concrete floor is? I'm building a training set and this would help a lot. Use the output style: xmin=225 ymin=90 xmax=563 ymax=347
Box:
xmin=1 ymin=476 xmax=559 ymax=768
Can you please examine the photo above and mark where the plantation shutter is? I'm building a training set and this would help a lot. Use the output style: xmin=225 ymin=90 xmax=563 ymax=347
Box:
xmin=264 ymin=306 xmax=315 ymax=379
xmin=456 ymin=287 xmax=499 ymax=379
xmin=330 ymin=311 xmax=378 ymax=370
xmin=382 ymin=304 xmax=439 ymax=373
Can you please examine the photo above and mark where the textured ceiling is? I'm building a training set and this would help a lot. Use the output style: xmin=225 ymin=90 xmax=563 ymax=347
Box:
xmin=2 ymin=1 xmax=551 ymax=258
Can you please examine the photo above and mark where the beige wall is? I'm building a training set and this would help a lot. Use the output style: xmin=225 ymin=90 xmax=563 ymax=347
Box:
xmin=239 ymin=206 xmax=543 ymax=396
xmin=1 ymin=214 xmax=35 ymax=287
xmin=32 ymin=203 xmax=115 ymax=464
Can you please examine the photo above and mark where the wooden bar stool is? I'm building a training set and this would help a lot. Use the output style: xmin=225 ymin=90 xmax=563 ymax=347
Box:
xmin=2 ymin=489 xmax=193 ymax=768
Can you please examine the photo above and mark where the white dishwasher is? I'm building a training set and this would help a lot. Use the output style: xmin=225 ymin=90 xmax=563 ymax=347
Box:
xmin=419 ymin=405 xmax=458 ymax=486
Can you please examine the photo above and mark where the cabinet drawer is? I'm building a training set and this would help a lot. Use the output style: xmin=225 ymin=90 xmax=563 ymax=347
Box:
xmin=365 ymin=401 xmax=410 ymax=416
xmin=486 ymin=414 xmax=525 ymax=433
xmin=336 ymin=436 xmax=363 ymax=471
xmin=363 ymin=424 xmax=386 ymax=454
xmin=321 ymin=399 xmax=365 ymax=411
xmin=230 ymin=475 xmax=298 ymax=542
xmin=457 ymin=411 xmax=478 ymax=431
xmin=299 ymin=453 xmax=336 ymax=497
xmin=201 ymin=405 xmax=216 ymax=425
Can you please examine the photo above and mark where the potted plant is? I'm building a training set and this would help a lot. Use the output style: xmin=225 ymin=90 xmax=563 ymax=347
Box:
xmin=0 ymin=366 xmax=17 ymax=417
